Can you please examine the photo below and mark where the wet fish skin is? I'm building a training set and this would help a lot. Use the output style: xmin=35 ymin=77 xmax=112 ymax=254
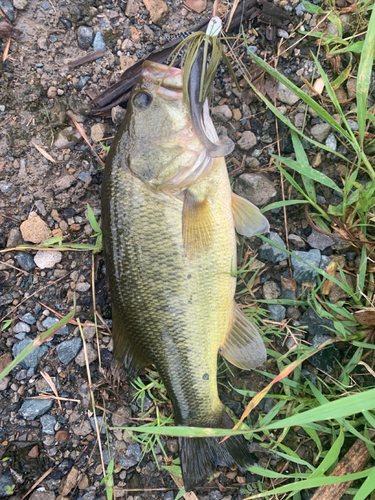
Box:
xmin=102 ymin=61 xmax=268 ymax=491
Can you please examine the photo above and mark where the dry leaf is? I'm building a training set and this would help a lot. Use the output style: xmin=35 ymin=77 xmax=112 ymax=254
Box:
xmin=322 ymin=260 xmax=338 ymax=295
xmin=40 ymin=370 xmax=61 ymax=409
xmin=314 ymin=77 xmax=325 ymax=94
xmin=32 ymin=142 xmax=56 ymax=163
xmin=354 ymin=309 xmax=375 ymax=326
xmin=281 ymin=275 xmax=297 ymax=291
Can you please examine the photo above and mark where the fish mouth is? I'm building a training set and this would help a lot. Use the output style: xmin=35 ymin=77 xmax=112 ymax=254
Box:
xmin=142 ymin=61 xmax=183 ymax=94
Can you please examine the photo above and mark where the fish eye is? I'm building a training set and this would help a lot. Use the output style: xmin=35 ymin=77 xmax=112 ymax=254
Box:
xmin=133 ymin=91 xmax=153 ymax=110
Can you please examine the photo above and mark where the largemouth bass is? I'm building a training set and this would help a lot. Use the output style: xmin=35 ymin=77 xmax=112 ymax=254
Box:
xmin=102 ymin=60 xmax=269 ymax=491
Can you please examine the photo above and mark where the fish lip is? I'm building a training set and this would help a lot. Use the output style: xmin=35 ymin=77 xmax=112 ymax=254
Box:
xmin=142 ymin=60 xmax=183 ymax=92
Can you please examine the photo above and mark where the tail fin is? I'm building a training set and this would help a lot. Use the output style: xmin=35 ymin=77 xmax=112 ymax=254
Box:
xmin=179 ymin=411 xmax=253 ymax=492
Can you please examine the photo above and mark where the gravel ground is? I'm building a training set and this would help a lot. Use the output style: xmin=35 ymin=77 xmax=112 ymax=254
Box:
xmin=0 ymin=0 xmax=373 ymax=499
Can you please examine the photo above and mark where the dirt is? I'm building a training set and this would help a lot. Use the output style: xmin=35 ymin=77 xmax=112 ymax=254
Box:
xmin=0 ymin=0 xmax=373 ymax=499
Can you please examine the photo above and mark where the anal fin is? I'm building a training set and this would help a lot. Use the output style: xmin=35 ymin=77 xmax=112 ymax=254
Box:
xmin=112 ymin=309 xmax=151 ymax=378
xmin=182 ymin=189 xmax=214 ymax=259
xmin=221 ymin=303 xmax=267 ymax=370
xmin=232 ymin=192 xmax=269 ymax=237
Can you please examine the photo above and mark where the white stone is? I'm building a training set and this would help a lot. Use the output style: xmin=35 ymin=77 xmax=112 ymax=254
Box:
xmin=34 ymin=251 xmax=62 ymax=269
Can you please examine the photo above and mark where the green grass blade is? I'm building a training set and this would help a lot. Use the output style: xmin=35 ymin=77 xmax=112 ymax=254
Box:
xmin=352 ymin=467 xmax=375 ymax=500
xmin=243 ymin=470 xmax=372 ymax=499
xmin=87 ymin=203 xmax=101 ymax=234
xmin=0 ymin=308 xmax=75 ymax=381
xmin=274 ymin=154 xmax=342 ymax=193
xmin=114 ymin=388 xmax=375 ymax=438
xmin=309 ymin=428 xmax=344 ymax=478
xmin=357 ymin=7 xmax=375 ymax=147
xmin=261 ymin=200 xmax=309 ymax=212
xmin=291 ymin=131 xmax=316 ymax=202
xmin=357 ymin=244 xmax=368 ymax=301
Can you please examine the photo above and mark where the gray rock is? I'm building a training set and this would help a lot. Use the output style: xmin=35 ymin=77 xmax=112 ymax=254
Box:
xmin=19 ymin=399 xmax=53 ymax=420
xmin=0 ymin=181 xmax=14 ymax=195
xmin=12 ymin=337 xmax=49 ymax=369
xmin=117 ymin=443 xmax=142 ymax=469
xmin=77 ymin=26 xmax=94 ymax=50
xmin=310 ymin=123 xmax=331 ymax=142
xmin=307 ymin=229 xmax=338 ymax=251
xmin=41 ymin=414 xmax=57 ymax=434
xmin=328 ymin=272 xmax=355 ymax=304
xmin=78 ymin=171 xmax=91 ymax=182
xmin=209 ymin=491 xmax=223 ymax=500
xmin=0 ymin=294 xmax=13 ymax=307
xmin=320 ymin=255 xmax=331 ymax=271
xmin=13 ymin=0 xmax=28 ymax=9
xmin=42 ymin=316 xmax=69 ymax=336
xmin=0 ymin=469 xmax=14 ymax=497
xmin=309 ymin=334 xmax=339 ymax=374
xmin=0 ymin=0 xmax=14 ymax=21
xmin=347 ymin=119 xmax=359 ymax=131
xmin=54 ymin=127 xmax=81 ymax=149
xmin=325 ymin=132 xmax=337 ymax=151
xmin=136 ymin=394 xmax=153 ymax=412
xmin=259 ymin=232 xmax=288 ymax=263
xmin=234 ymin=173 xmax=276 ymax=207
xmin=268 ymin=304 xmax=286 ymax=322
xmin=301 ymin=307 xmax=334 ymax=336
xmin=6 ymin=228 xmax=23 ymax=248
xmin=237 ymin=131 xmax=257 ymax=150
xmin=262 ymin=281 xmax=281 ymax=300
xmin=291 ymin=250 xmax=321 ymax=283
xmin=13 ymin=322 xmax=31 ymax=334
xmin=29 ymin=491 xmax=56 ymax=500
xmin=326 ymin=21 xmax=340 ymax=36
xmin=276 ymin=81 xmax=300 ymax=105
xmin=301 ymin=369 xmax=317 ymax=386
xmin=16 ymin=252 xmax=36 ymax=272
xmin=163 ymin=492 xmax=174 ymax=500
xmin=288 ymin=234 xmax=305 ymax=248
xmin=93 ymin=32 xmax=106 ymax=51
xmin=89 ymin=416 xmax=106 ymax=434
xmin=56 ymin=338 xmax=82 ymax=364
xmin=295 ymin=2 xmax=307 ymax=15
xmin=20 ymin=313 xmax=36 ymax=325
xmin=211 ymin=105 xmax=232 ymax=122
xmin=111 ymin=105 xmax=127 ymax=125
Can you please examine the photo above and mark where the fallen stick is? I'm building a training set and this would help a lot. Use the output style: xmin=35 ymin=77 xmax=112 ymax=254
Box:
xmin=310 ymin=432 xmax=375 ymax=500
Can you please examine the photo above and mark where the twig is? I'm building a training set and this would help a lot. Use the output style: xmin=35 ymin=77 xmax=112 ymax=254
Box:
xmin=310 ymin=431 xmax=375 ymax=500
xmin=66 ymin=111 xmax=104 ymax=168
xmin=20 ymin=467 xmax=53 ymax=500
xmin=68 ymin=50 xmax=106 ymax=68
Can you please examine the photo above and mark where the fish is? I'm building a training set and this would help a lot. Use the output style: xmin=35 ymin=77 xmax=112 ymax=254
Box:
xmin=101 ymin=60 xmax=269 ymax=491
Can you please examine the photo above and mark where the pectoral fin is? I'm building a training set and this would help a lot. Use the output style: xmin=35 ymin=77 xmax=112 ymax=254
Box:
xmin=182 ymin=189 xmax=214 ymax=259
xmin=232 ymin=193 xmax=269 ymax=237
xmin=221 ymin=303 xmax=267 ymax=370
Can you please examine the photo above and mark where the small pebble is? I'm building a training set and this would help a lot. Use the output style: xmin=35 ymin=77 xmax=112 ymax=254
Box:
xmin=93 ymin=32 xmax=106 ymax=51
xmin=19 ymin=399 xmax=53 ymax=420
xmin=42 ymin=316 xmax=69 ymax=336
xmin=41 ymin=414 xmax=57 ymax=434
xmin=325 ymin=132 xmax=337 ymax=151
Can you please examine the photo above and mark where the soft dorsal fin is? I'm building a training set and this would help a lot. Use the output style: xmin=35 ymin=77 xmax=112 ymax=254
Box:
xmin=232 ymin=193 xmax=269 ymax=237
xmin=182 ymin=189 xmax=215 ymax=259
xmin=221 ymin=303 xmax=267 ymax=370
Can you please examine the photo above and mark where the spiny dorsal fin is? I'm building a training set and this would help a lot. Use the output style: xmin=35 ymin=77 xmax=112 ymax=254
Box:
xmin=232 ymin=192 xmax=269 ymax=237
xmin=221 ymin=302 xmax=267 ymax=370
xmin=182 ymin=189 xmax=214 ymax=259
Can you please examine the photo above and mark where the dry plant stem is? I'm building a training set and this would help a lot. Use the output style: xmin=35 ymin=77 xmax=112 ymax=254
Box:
xmin=0 ymin=270 xmax=74 ymax=324
xmin=67 ymin=111 xmax=105 ymax=168
xmin=310 ymin=431 xmax=375 ymax=500
xmin=77 ymin=319 xmax=107 ymax=485
xmin=20 ymin=467 xmax=53 ymax=500
xmin=274 ymin=43 xmax=292 ymax=276
xmin=170 ymin=472 xmax=199 ymax=500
